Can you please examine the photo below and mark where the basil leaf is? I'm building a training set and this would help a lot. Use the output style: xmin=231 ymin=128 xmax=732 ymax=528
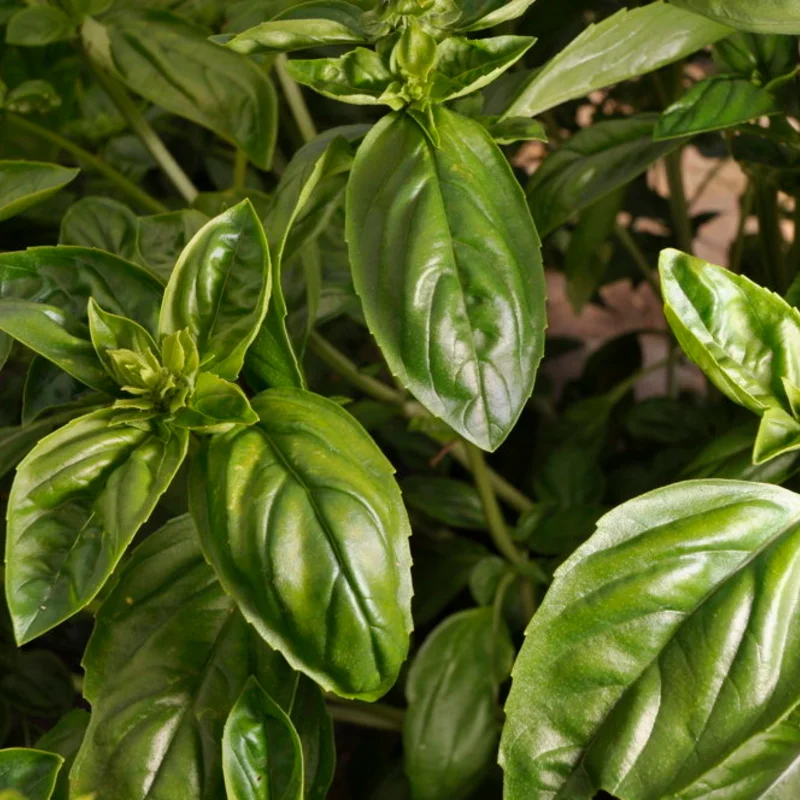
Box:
xmin=22 ymin=357 xmax=101 ymax=425
xmin=35 ymin=710 xmax=89 ymax=800
xmin=347 ymin=107 xmax=545 ymax=451
xmin=427 ymin=0 xmax=539 ymax=32
xmin=501 ymin=480 xmax=800 ymax=799
xmin=478 ymin=116 xmax=547 ymax=145
xmin=682 ymin=421 xmax=800 ymax=484
xmin=401 ymin=477 xmax=486 ymax=530
xmin=70 ymin=515 xmax=318 ymax=799
xmin=529 ymin=114 xmax=683 ymax=236
xmin=174 ymin=371 xmax=258 ymax=431
xmin=190 ymin=388 xmax=413 ymax=701
xmin=0 ymin=749 xmax=62 ymax=799
xmin=501 ymin=2 xmax=734 ymax=118
xmin=0 ymin=414 xmax=75 ymax=481
xmin=655 ymin=76 xmax=780 ymax=140
xmin=672 ymin=0 xmax=800 ymax=34
xmin=136 ymin=209 xmax=208 ymax=280
xmin=101 ymin=10 xmax=278 ymax=169
xmin=404 ymin=608 xmax=514 ymax=800
xmin=59 ymin=196 xmax=140 ymax=263
xmin=5 ymin=6 xmax=74 ymax=46
xmin=5 ymin=408 xmax=188 ymax=643
xmin=225 ymin=0 xmax=368 ymax=54
xmin=223 ymin=676 xmax=304 ymax=800
xmin=0 ymin=161 xmax=78 ymax=223
xmin=754 ymin=407 xmax=800 ymax=465
xmin=661 ymin=248 xmax=800 ymax=417
xmin=0 ymin=246 xmax=164 ymax=370
xmin=87 ymin=298 xmax=160 ymax=380
xmin=246 ymin=127 xmax=364 ymax=391
xmin=287 ymin=50 xmax=396 ymax=107
xmin=715 ymin=32 xmax=797 ymax=81
xmin=159 ymin=200 xmax=271 ymax=381
xmin=430 ymin=36 xmax=535 ymax=102
xmin=0 ymin=299 xmax=117 ymax=394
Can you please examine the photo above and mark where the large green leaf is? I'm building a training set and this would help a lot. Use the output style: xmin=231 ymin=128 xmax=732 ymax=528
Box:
xmin=159 ymin=200 xmax=271 ymax=381
xmin=501 ymin=2 xmax=733 ymax=118
xmin=672 ymin=0 xmax=800 ymax=34
xmin=0 ymin=245 xmax=164 ymax=368
xmin=35 ymin=710 xmax=90 ymax=800
xmin=347 ymin=107 xmax=545 ymax=451
xmin=59 ymin=196 xmax=140 ymax=263
xmin=70 ymin=515 xmax=330 ymax=799
xmin=655 ymin=76 xmax=780 ymax=140
xmin=528 ymin=115 xmax=683 ymax=236
xmin=501 ymin=479 xmax=800 ymax=799
xmin=5 ymin=408 xmax=188 ymax=643
xmin=0 ymin=749 xmax=62 ymax=800
xmin=190 ymin=388 xmax=413 ymax=701
xmin=0 ymin=299 xmax=117 ymax=394
xmin=404 ymin=608 xmax=514 ymax=800
xmin=0 ymin=162 xmax=78 ymax=223
xmin=426 ymin=0 xmax=539 ymax=33
xmin=225 ymin=0 xmax=369 ymax=54
xmin=660 ymin=249 xmax=800 ymax=428
xmin=99 ymin=10 xmax=278 ymax=169
xmin=223 ymin=676 xmax=304 ymax=800
xmin=246 ymin=127 xmax=364 ymax=391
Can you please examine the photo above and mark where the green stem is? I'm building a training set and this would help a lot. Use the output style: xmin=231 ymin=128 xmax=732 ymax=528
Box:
xmin=308 ymin=330 xmax=535 ymax=514
xmin=233 ymin=148 xmax=248 ymax=191
xmin=4 ymin=113 xmax=168 ymax=214
xmin=88 ymin=58 xmax=199 ymax=204
xmin=755 ymin=180 xmax=788 ymax=293
xmin=464 ymin=442 xmax=525 ymax=566
xmin=614 ymin=222 xmax=660 ymax=296
xmin=275 ymin=54 xmax=317 ymax=145
xmin=729 ymin=183 xmax=754 ymax=275
xmin=790 ymin=198 xmax=800 ymax=285
xmin=665 ymin=149 xmax=694 ymax=255
xmin=326 ymin=701 xmax=404 ymax=732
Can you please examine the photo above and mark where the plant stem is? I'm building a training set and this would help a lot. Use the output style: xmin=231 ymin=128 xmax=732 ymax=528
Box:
xmin=665 ymin=149 xmax=694 ymax=254
xmin=464 ymin=442 xmax=525 ymax=566
xmin=233 ymin=148 xmax=248 ymax=191
xmin=326 ymin=700 xmax=404 ymax=732
xmin=275 ymin=54 xmax=317 ymax=145
xmin=614 ymin=221 xmax=660 ymax=295
xmin=308 ymin=330 xmax=536 ymax=513
xmin=729 ymin=183 xmax=754 ymax=275
xmin=87 ymin=58 xmax=199 ymax=204
xmin=4 ymin=113 xmax=168 ymax=214
xmin=755 ymin=180 xmax=788 ymax=293
xmin=790 ymin=198 xmax=800 ymax=285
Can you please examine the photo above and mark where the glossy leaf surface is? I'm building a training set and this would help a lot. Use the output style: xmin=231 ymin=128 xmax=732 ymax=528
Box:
xmin=0 ymin=749 xmax=62 ymax=800
xmin=223 ymin=676 xmax=304 ymax=800
xmin=70 ymin=516 xmax=296 ymax=799
xmin=159 ymin=200 xmax=270 ymax=381
xmin=430 ymin=36 xmax=535 ymax=102
xmin=6 ymin=408 xmax=188 ymax=643
xmin=672 ymin=0 xmax=800 ymax=34
xmin=0 ymin=162 xmax=78 ymax=223
xmin=404 ymin=608 xmax=513 ymax=800
xmin=104 ymin=11 xmax=278 ymax=169
xmin=529 ymin=115 xmax=683 ymax=236
xmin=175 ymin=371 xmax=258 ymax=431
xmin=347 ymin=107 xmax=545 ymax=451
xmin=501 ymin=480 xmax=800 ymax=799
xmin=191 ymin=388 xmax=413 ymax=700
xmin=0 ymin=299 xmax=116 ymax=394
xmin=660 ymin=249 xmax=800 ymax=417
xmin=655 ymin=76 xmax=780 ymax=140
xmin=225 ymin=1 xmax=368 ymax=54
xmin=427 ymin=0 xmax=539 ymax=32
xmin=0 ymin=413 xmax=75 ymax=481
xmin=502 ymin=2 xmax=733 ymax=118
xmin=0 ymin=246 xmax=164 ymax=368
